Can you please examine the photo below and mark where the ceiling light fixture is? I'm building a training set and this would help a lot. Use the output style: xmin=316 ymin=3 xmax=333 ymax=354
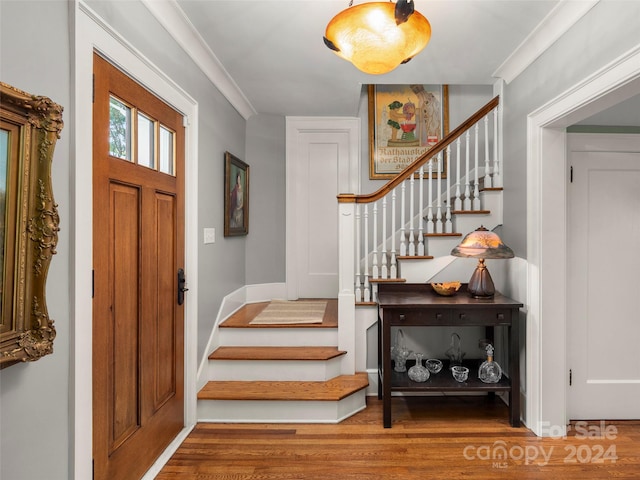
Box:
xmin=323 ymin=0 xmax=431 ymax=75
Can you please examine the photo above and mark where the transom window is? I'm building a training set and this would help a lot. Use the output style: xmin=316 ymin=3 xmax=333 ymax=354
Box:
xmin=109 ymin=94 xmax=175 ymax=175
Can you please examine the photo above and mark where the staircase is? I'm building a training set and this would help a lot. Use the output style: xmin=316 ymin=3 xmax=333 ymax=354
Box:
xmin=197 ymin=300 xmax=369 ymax=423
xmin=197 ymin=96 xmax=502 ymax=423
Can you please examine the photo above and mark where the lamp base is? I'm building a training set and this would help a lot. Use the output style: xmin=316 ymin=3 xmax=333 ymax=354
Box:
xmin=467 ymin=259 xmax=495 ymax=298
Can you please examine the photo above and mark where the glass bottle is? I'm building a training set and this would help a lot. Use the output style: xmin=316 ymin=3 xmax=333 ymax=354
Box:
xmin=408 ymin=353 xmax=430 ymax=382
xmin=392 ymin=329 xmax=411 ymax=372
xmin=478 ymin=344 xmax=502 ymax=383
xmin=445 ymin=332 xmax=465 ymax=369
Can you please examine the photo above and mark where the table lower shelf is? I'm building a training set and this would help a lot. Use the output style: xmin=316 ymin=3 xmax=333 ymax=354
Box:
xmin=385 ymin=359 xmax=511 ymax=392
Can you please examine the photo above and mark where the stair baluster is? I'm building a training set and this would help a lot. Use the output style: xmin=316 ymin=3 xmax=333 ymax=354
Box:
xmin=354 ymin=204 xmax=362 ymax=301
xmin=400 ymin=180 xmax=407 ymax=256
xmin=426 ymin=161 xmax=434 ymax=234
xmin=473 ymin=123 xmax=481 ymax=210
xmin=484 ymin=116 xmax=493 ymax=188
xmin=372 ymin=201 xmax=379 ymax=279
xmin=408 ymin=173 xmax=415 ymax=256
xmin=445 ymin=145 xmax=453 ymax=233
xmin=493 ymin=107 xmax=501 ymax=188
xmin=463 ymin=131 xmax=471 ymax=210
xmin=454 ymin=138 xmax=462 ymax=211
xmin=381 ymin=197 xmax=388 ymax=278
xmin=390 ymin=188 xmax=397 ymax=278
xmin=418 ymin=166 xmax=425 ymax=255
xmin=436 ymin=153 xmax=443 ymax=233
xmin=363 ymin=204 xmax=370 ymax=302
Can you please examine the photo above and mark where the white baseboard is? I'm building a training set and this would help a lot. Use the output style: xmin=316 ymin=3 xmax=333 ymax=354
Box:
xmin=196 ymin=283 xmax=286 ymax=390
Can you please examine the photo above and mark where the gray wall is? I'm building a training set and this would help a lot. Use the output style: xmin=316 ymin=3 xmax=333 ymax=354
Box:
xmin=0 ymin=0 xmax=254 ymax=478
xmin=85 ymin=0 xmax=250 ymax=362
xmin=0 ymin=2 xmax=71 ymax=480
xmin=501 ymin=0 xmax=640 ymax=256
xmin=245 ymin=114 xmax=286 ymax=285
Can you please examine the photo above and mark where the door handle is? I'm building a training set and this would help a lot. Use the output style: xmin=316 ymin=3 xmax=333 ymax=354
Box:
xmin=177 ymin=268 xmax=188 ymax=305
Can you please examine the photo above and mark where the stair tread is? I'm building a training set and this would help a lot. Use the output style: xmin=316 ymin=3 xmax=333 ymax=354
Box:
xmin=368 ymin=277 xmax=406 ymax=283
xmin=424 ymin=232 xmax=462 ymax=237
xmin=221 ymin=299 xmax=338 ymax=328
xmin=209 ymin=346 xmax=346 ymax=361
xmin=198 ymin=373 xmax=369 ymax=401
xmin=397 ymin=255 xmax=434 ymax=260
xmin=452 ymin=210 xmax=491 ymax=215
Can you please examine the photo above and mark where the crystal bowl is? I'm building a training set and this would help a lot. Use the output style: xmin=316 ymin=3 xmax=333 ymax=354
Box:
xmin=425 ymin=358 xmax=443 ymax=374
xmin=452 ymin=365 xmax=469 ymax=382
xmin=430 ymin=281 xmax=461 ymax=296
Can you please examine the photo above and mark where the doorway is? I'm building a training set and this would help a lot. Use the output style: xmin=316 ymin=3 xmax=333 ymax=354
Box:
xmin=567 ymin=133 xmax=640 ymax=419
xmin=285 ymin=117 xmax=360 ymax=299
xmin=526 ymin=47 xmax=640 ymax=436
xmin=92 ymin=53 xmax=186 ymax=480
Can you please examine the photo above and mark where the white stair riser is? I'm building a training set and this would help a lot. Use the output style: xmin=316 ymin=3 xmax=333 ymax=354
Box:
xmin=208 ymin=358 xmax=343 ymax=381
xmin=219 ymin=328 xmax=338 ymax=347
xmin=197 ymin=391 xmax=367 ymax=424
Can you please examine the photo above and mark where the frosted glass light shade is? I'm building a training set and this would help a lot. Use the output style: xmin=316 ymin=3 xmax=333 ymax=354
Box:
xmin=324 ymin=2 xmax=431 ymax=75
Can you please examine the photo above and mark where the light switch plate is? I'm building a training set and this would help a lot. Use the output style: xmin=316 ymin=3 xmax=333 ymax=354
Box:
xmin=203 ymin=228 xmax=216 ymax=244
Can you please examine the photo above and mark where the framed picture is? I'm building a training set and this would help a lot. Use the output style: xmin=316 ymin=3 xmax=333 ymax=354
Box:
xmin=224 ymin=151 xmax=249 ymax=236
xmin=1 ymin=82 xmax=62 ymax=368
xmin=368 ymin=84 xmax=449 ymax=179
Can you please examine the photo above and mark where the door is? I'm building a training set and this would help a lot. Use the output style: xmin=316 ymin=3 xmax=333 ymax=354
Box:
xmin=567 ymin=134 xmax=640 ymax=419
xmin=93 ymin=53 xmax=185 ymax=479
xmin=286 ymin=118 xmax=360 ymax=299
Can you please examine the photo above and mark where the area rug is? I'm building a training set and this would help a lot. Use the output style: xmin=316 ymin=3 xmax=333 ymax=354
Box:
xmin=249 ymin=300 xmax=327 ymax=325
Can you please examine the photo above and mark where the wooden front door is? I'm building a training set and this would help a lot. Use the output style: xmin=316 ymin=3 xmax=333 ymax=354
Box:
xmin=93 ymin=53 xmax=185 ymax=480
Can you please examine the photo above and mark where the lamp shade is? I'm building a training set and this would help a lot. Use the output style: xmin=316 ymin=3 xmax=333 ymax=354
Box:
xmin=451 ymin=226 xmax=514 ymax=259
xmin=323 ymin=1 xmax=431 ymax=75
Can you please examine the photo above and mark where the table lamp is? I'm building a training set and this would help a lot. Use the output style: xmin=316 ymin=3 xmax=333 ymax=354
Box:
xmin=450 ymin=226 xmax=514 ymax=298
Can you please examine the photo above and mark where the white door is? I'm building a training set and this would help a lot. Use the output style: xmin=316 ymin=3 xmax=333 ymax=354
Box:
xmin=567 ymin=133 xmax=640 ymax=419
xmin=286 ymin=118 xmax=360 ymax=299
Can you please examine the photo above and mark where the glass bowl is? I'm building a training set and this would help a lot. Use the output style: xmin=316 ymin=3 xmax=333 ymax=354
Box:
xmin=452 ymin=365 xmax=469 ymax=382
xmin=425 ymin=358 xmax=443 ymax=374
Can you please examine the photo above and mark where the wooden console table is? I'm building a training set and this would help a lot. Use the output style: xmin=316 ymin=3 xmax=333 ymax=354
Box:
xmin=377 ymin=283 xmax=523 ymax=428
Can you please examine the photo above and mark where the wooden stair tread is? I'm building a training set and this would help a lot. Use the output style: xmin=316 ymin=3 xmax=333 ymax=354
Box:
xmin=368 ymin=277 xmax=406 ymax=283
xmin=221 ymin=299 xmax=338 ymax=328
xmin=397 ymin=255 xmax=434 ymax=260
xmin=424 ymin=232 xmax=462 ymax=237
xmin=209 ymin=346 xmax=346 ymax=361
xmin=452 ymin=210 xmax=491 ymax=215
xmin=198 ymin=373 xmax=369 ymax=401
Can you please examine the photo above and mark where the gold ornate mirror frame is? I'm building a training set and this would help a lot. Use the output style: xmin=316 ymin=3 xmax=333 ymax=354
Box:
xmin=1 ymin=82 xmax=62 ymax=368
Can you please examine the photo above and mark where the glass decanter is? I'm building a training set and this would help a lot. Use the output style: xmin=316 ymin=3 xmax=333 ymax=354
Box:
xmin=445 ymin=332 xmax=465 ymax=369
xmin=478 ymin=344 xmax=502 ymax=383
xmin=392 ymin=329 xmax=411 ymax=373
xmin=408 ymin=353 xmax=430 ymax=382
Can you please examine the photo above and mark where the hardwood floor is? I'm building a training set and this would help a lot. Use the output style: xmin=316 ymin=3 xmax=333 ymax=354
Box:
xmin=157 ymin=396 xmax=640 ymax=479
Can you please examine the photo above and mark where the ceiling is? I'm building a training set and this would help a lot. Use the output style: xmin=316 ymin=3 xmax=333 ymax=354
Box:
xmin=174 ymin=0 xmax=565 ymax=117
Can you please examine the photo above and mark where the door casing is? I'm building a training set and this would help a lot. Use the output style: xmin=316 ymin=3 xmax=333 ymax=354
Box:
xmin=74 ymin=6 xmax=199 ymax=479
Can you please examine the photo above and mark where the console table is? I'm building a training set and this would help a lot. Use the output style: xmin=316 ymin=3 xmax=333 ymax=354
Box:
xmin=377 ymin=283 xmax=524 ymax=428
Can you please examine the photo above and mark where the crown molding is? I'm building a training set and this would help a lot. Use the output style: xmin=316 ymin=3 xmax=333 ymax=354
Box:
xmin=493 ymin=0 xmax=599 ymax=84
xmin=140 ymin=0 xmax=257 ymax=120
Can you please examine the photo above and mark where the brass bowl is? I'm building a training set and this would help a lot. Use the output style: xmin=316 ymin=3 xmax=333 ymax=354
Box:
xmin=430 ymin=281 xmax=461 ymax=296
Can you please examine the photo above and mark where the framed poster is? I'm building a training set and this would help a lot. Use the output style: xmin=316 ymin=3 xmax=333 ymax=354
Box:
xmin=368 ymin=84 xmax=449 ymax=179
xmin=224 ymin=151 xmax=249 ymax=236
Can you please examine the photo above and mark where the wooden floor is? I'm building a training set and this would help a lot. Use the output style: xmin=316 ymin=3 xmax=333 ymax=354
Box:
xmin=157 ymin=396 xmax=640 ymax=479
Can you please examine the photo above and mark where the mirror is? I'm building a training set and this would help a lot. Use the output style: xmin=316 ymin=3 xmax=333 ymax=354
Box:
xmin=1 ymin=81 xmax=62 ymax=368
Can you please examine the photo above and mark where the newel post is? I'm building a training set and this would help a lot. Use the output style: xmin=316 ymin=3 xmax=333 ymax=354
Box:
xmin=337 ymin=195 xmax=356 ymax=374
